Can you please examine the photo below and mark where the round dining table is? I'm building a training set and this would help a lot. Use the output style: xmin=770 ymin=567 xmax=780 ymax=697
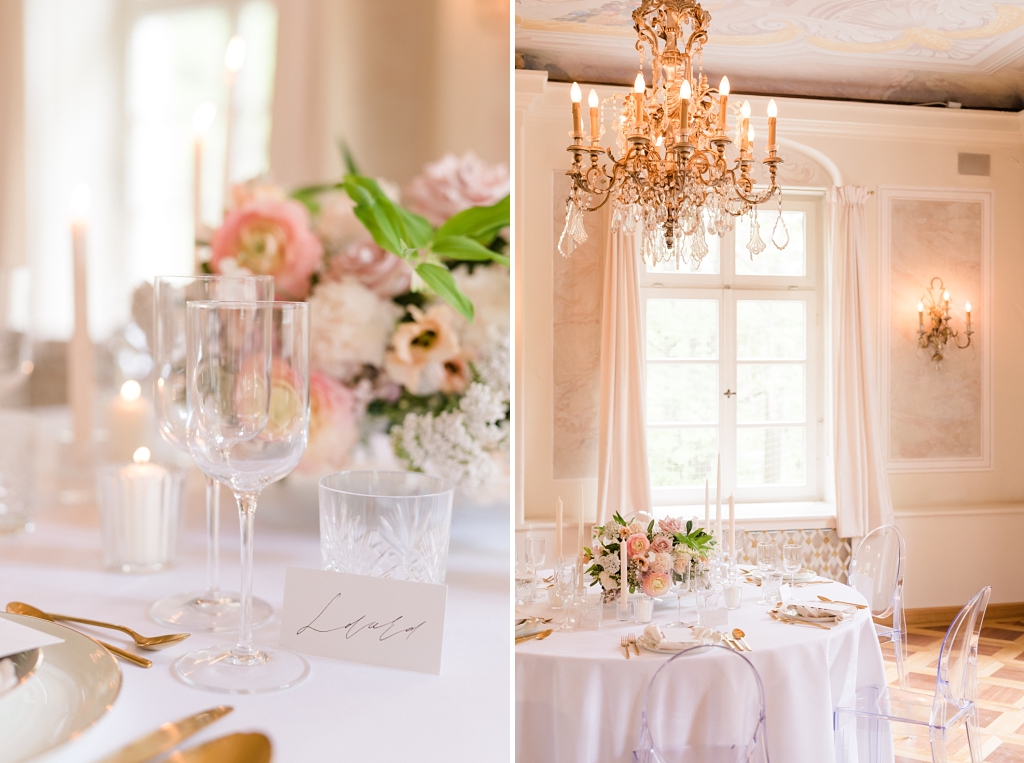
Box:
xmin=515 ymin=575 xmax=888 ymax=763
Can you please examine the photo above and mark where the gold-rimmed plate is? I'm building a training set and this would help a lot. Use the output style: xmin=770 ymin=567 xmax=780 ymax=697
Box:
xmin=0 ymin=613 xmax=121 ymax=763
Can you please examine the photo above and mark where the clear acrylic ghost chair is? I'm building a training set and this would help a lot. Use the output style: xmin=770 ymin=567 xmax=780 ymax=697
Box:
xmin=850 ymin=524 xmax=909 ymax=689
xmin=633 ymin=644 xmax=770 ymax=763
xmin=834 ymin=586 xmax=991 ymax=763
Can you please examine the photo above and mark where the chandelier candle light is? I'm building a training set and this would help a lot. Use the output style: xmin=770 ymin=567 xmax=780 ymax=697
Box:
xmin=558 ymin=0 xmax=786 ymax=268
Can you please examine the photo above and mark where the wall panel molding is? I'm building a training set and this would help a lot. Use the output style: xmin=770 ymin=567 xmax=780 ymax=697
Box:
xmin=878 ymin=186 xmax=994 ymax=473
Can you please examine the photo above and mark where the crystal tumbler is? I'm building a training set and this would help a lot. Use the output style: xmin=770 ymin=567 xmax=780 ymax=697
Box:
xmin=0 ymin=410 xmax=37 ymax=534
xmin=96 ymin=453 xmax=184 ymax=573
xmin=319 ymin=470 xmax=454 ymax=585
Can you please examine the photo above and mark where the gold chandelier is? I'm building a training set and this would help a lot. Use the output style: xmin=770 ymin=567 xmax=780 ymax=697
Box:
xmin=559 ymin=0 xmax=788 ymax=267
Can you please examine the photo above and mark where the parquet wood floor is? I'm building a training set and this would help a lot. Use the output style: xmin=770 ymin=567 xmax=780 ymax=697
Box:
xmin=883 ymin=619 xmax=1024 ymax=762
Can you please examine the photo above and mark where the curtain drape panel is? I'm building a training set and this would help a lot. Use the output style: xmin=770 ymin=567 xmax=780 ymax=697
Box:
xmin=597 ymin=226 xmax=652 ymax=523
xmin=831 ymin=185 xmax=894 ymax=538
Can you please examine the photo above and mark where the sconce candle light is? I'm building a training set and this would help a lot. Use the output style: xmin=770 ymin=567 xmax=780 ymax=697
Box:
xmin=916 ymin=277 xmax=973 ymax=367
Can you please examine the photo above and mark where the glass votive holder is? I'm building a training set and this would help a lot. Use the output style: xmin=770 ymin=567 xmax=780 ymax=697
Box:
xmin=632 ymin=596 xmax=654 ymax=624
xmin=726 ymin=585 xmax=742 ymax=610
xmin=96 ymin=450 xmax=183 ymax=573
xmin=319 ymin=470 xmax=454 ymax=585
xmin=763 ymin=570 xmax=784 ymax=605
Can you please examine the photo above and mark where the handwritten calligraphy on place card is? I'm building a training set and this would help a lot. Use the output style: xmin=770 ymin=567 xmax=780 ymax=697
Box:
xmin=279 ymin=567 xmax=448 ymax=675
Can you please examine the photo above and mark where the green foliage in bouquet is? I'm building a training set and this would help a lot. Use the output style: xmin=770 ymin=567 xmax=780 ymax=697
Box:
xmin=292 ymin=174 xmax=510 ymax=322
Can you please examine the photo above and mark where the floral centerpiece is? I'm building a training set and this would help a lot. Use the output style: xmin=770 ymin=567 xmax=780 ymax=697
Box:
xmin=584 ymin=513 xmax=716 ymax=599
xmin=202 ymin=152 xmax=510 ymax=494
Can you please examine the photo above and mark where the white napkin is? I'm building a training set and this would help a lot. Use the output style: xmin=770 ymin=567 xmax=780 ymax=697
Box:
xmin=0 ymin=659 xmax=15 ymax=694
xmin=788 ymin=603 xmax=850 ymax=622
xmin=0 ymin=618 xmax=63 ymax=660
xmin=643 ymin=624 xmax=709 ymax=648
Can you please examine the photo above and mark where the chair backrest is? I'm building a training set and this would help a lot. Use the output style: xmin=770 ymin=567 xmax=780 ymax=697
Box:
xmin=634 ymin=644 xmax=769 ymax=763
xmin=932 ymin=586 xmax=991 ymax=721
xmin=849 ymin=524 xmax=905 ymax=618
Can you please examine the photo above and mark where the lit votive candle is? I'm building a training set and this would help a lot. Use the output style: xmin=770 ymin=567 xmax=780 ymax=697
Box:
xmin=107 ymin=380 xmax=151 ymax=463
xmin=97 ymin=447 xmax=183 ymax=573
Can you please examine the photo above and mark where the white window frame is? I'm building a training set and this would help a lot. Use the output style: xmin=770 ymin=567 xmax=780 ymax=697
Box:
xmin=640 ymin=191 xmax=827 ymax=508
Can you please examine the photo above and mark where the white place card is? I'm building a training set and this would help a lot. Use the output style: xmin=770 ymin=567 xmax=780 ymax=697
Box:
xmin=0 ymin=618 xmax=64 ymax=660
xmin=279 ymin=567 xmax=448 ymax=675
xmin=780 ymin=583 xmax=794 ymax=604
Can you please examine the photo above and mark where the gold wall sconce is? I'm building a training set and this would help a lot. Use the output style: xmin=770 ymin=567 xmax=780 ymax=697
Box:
xmin=917 ymin=277 xmax=972 ymax=367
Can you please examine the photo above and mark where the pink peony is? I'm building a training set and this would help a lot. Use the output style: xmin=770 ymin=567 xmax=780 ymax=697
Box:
xmin=651 ymin=534 xmax=673 ymax=554
xmin=325 ymin=239 xmax=412 ymax=298
xmin=641 ymin=572 xmax=671 ymax=598
xmin=296 ymin=371 xmax=359 ymax=475
xmin=625 ymin=533 xmax=650 ymax=560
xmin=211 ymin=197 xmax=323 ymax=300
xmin=404 ymin=152 xmax=510 ymax=226
xmin=659 ymin=517 xmax=683 ymax=535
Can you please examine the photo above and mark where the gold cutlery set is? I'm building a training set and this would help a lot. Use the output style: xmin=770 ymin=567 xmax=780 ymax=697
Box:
xmin=6 ymin=602 xmax=189 ymax=669
xmin=95 ymin=706 xmax=271 ymax=763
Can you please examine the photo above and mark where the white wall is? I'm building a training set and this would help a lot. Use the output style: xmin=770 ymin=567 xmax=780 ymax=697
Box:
xmin=516 ymin=69 xmax=1024 ymax=608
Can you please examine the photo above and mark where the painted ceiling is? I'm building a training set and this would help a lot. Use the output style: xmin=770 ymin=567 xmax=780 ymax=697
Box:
xmin=515 ymin=1 xmax=1024 ymax=110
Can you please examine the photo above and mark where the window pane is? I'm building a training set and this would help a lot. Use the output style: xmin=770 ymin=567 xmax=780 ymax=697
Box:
xmin=646 ymin=232 xmax=720 ymax=275
xmin=648 ymin=428 xmax=718 ymax=488
xmin=736 ymin=300 xmax=805 ymax=360
xmin=737 ymin=427 xmax=805 ymax=486
xmin=735 ymin=211 xmax=806 ymax=276
xmin=647 ymin=364 xmax=718 ymax=424
xmin=647 ymin=299 xmax=718 ymax=360
xmin=737 ymin=364 xmax=805 ymax=424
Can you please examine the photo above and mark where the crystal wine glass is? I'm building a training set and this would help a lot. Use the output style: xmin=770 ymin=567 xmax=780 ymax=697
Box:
xmin=150 ymin=275 xmax=274 ymax=631
xmin=175 ymin=300 xmax=310 ymax=693
xmin=525 ymin=536 xmax=546 ymax=602
xmin=756 ymin=541 xmax=779 ymax=605
xmin=664 ymin=558 xmax=691 ymax=628
xmin=783 ymin=542 xmax=802 ymax=577
xmin=552 ymin=557 xmax=577 ymax=629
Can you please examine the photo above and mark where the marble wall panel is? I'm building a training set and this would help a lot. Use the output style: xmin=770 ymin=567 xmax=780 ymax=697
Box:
xmin=888 ymin=198 xmax=984 ymax=462
xmin=552 ymin=174 xmax=604 ymax=479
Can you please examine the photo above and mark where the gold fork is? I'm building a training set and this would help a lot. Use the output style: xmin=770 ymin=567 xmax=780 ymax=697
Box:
xmin=619 ymin=635 xmax=631 ymax=659
xmin=627 ymin=633 xmax=641 ymax=656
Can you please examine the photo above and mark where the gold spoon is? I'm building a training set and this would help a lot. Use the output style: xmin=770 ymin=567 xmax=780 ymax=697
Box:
xmin=817 ymin=595 xmax=867 ymax=610
xmin=167 ymin=733 xmax=271 ymax=763
xmin=6 ymin=602 xmax=152 ymax=668
xmin=516 ymin=629 xmax=553 ymax=645
xmin=7 ymin=602 xmax=189 ymax=650
xmin=732 ymin=628 xmax=752 ymax=651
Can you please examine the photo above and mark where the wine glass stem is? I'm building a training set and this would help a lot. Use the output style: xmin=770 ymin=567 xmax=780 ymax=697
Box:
xmin=234 ymin=492 xmax=258 ymax=659
xmin=204 ymin=475 xmax=221 ymax=598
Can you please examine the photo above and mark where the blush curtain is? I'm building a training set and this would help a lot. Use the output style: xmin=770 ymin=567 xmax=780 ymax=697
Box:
xmin=596 ymin=226 xmax=652 ymax=523
xmin=831 ymin=186 xmax=893 ymax=538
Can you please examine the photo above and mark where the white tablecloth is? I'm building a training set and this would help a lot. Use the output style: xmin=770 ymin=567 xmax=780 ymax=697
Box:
xmin=0 ymin=477 xmax=510 ymax=762
xmin=515 ymin=580 xmax=887 ymax=763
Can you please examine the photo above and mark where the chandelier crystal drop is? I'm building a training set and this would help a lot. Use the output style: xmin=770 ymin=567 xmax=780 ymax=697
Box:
xmin=558 ymin=0 xmax=787 ymax=266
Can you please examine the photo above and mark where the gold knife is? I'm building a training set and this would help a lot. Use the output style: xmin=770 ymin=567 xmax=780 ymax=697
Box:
xmin=94 ymin=706 xmax=233 ymax=763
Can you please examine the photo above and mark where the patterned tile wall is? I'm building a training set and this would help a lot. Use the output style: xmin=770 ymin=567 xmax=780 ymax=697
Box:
xmin=738 ymin=529 xmax=852 ymax=584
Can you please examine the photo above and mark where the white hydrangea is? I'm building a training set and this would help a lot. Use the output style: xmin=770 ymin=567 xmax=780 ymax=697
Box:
xmin=601 ymin=552 xmax=620 ymax=575
xmin=474 ymin=328 xmax=510 ymax=400
xmin=453 ymin=266 xmax=510 ymax=355
xmin=392 ymin=382 xmax=509 ymax=491
xmin=307 ymin=277 xmax=402 ymax=382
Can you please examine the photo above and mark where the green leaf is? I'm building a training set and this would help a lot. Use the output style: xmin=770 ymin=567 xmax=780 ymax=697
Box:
xmin=431 ymin=235 xmax=510 ymax=266
xmin=341 ymin=175 xmax=433 ymax=255
xmin=614 ymin=512 xmax=627 ymax=526
xmin=436 ymin=195 xmax=510 ymax=245
xmin=415 ymin=263 xmax=474 ymax=321
xmin=338 ymin=138 xmax=360 ymax=175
